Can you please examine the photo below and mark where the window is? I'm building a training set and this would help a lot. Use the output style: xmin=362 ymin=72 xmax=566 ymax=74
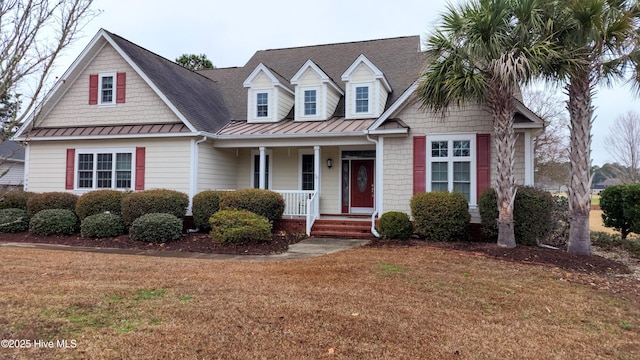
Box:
xmin=89 ymin=72 xmax=125 ymax=105
xmin=98 ymin=73 xmax=116 ymax=105
xmin=253 ymin=154 xmax=270 ymax=188
xmin=76 ymin=150 xmax=133 ymax=190
xmin=301 ymin=154 xmax=314 ymax=190
xmin=427 ymin=136 xmax=475 ymax=203
xmin=355 ymin=86 xmax=369 ymax=113
xmin=304 ymin=90 xmax=317 ymax=116
xmin=256 ymin=92 xmax=269 ymax=117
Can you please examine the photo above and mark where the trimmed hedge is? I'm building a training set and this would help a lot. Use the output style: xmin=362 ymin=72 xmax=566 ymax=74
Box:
xmin=410 ymin=192 xmax=470 ymax=241
xmin=0 ymin=190 xmax=35 ymax=210
xmin=377 ymin=211 xmax=413 ymax=240
xmin=219 ymin=189 xmax=284 ymax=226
xmin=29 ymin=209 xmax=78 ymax=236
xmin=129 ymin=213 xmax=182 ymax=243
xmin=478 ymin=186 xmax=555 ymax=246
xmin=0 ymin=208 xmax=29 ymax=233
xmin=192 ymin=190 xmax=227 ymax=231
xmin=26 ymin=192 xmax=79 ymax=217
xmin=81 ymin=213 xmax=125 ymax=238
xmin=76 ymin=190 xmax=127 ymax=220
xmin=209 ymin=209 xmax=272 ymax=244
xmin=121 ymin=189 xmax=189 ymax=226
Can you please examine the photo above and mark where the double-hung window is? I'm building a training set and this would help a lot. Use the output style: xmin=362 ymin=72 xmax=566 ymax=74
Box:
xmin=99 ymin=73 xmax=116 ymax=105
xmin=427 ymin=135 xmax=476 ymax=204
xmin=77 ymin=150 xmax=133 ymax=190
xmin=301 ymin=154 xmax=315 ymax=190
xmin=355 ymin=86 xmax=369 ymax=113
xmin=256 ymin=92 xmax=269 ymax=118
xmin=304 ymin=89 xmax=317 ymax=116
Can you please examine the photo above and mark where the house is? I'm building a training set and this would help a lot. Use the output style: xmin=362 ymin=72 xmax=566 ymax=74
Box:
xmin=14 ymin=29 xmax=543 ymax=236
xmin=0 ymin=140 xmax=25 ymax=187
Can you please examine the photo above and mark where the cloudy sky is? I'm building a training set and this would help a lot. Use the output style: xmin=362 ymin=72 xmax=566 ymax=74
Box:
xmin=53 ymin=0 xmax=639 ymax=166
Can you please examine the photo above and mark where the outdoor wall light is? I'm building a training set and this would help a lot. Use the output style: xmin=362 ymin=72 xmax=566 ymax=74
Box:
xmin=327 ymin=158 xmax=333 ymax=168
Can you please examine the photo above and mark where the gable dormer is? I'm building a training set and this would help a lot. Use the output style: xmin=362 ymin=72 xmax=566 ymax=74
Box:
xmin=290 ymin=60 xmax=343 ymax=121
xmin=243 ymin=63 xmax=294 ymax=123
xmin=341 ymin=54 xmax=392 ymax=119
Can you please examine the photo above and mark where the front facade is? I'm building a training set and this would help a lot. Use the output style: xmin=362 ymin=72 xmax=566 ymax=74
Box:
xmin=15 ymin=29 xmax=543 ymax=233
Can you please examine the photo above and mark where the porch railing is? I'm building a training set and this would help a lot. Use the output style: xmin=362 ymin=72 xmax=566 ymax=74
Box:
xmin=274 ymin=190 xmax=318 ymax=236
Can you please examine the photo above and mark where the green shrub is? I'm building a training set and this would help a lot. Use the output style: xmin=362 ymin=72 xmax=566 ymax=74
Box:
xmin=219 ymin=188 xmax=284 ymax=227
xmin=0 ymin=208 xmax=29 ymax=233
xmin=0 ymin=190 xmax=36 ymax=210
xmin=591 ymin=231 xmax=640 ymax=258
xmin=121 ymin=189 xmax=189 ymax=226
xmin=377 ymin=211 xmax=413 ymax=240
xmin=76 ymin=190 xmax=126 ymax=220
xmin=209 ymin=209 xmax=272 ymax=244
xmin=26 ymin=192 xmax=78 ymax=217
xmin=478 ymin=186 xmax=555 ymax=246
xmin=29 ymin=209 xmax=78 ymax=236
xmin=478 ymin=188 xmax=499 ymax=241
xmin=81 ymin=213 xmax=125 ymax=238
xmin=192 ymin=190 xmax=227 ymax=231
xmin=410 ymin=192 xmax=470 ymax=242
xmin=600 ymin=185 xmax=633 ymax=239
xmin=129 ymin=213 xmax=182 ymax=243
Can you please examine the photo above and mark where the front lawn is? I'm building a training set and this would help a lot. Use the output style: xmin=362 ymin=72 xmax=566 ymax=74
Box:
xmin=1 ymin=246 xmax=638 ymax=359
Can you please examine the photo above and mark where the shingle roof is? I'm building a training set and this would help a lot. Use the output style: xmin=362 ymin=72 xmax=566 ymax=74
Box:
xmin=105 ymin=31 xmax=231 ymax=134
xmin=199 ymin=36 xmax=426 ymax=122
xmin=0 ymin=140 xmax=24 ymax=161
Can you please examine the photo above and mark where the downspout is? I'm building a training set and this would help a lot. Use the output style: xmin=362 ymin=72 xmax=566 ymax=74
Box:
xmin=366 ymin=132 xmax=381 ymax=238
xmin=189 ymin=136 xmax=208 ymax=217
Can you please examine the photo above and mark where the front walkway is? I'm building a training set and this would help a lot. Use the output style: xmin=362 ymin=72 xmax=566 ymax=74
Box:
xmin=0 ymin=238 xmax=371 ymax=261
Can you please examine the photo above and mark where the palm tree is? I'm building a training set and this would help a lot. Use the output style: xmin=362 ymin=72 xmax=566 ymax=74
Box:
xmin=418 ymin=0 xmax=558 ymax=248
xmin=544 ymin=0 xmax=640 ymax=255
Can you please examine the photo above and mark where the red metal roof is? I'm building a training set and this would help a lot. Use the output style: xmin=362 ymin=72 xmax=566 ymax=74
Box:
xmin=22 ymin=123 xmax=190 ymax=138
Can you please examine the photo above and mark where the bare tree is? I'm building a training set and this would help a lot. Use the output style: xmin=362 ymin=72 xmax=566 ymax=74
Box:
xmin=523 ymin=88 xmax=570 ymax=189
xmin=605 ymin=111 xmax=640 ymax=184
xmin=0 ymin=0 xmax=99 ymax=128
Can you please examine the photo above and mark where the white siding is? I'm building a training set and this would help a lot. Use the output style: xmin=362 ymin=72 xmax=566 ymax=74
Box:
xmin=0 ymin=162 xmax=24 ymax=185
xmin=40 ymin=44 xmax=179 ymax=128
xmin=197 ymin=145 xmax=237 ymax=192
xmin=27 ymin=138 xmax=192 ymax=194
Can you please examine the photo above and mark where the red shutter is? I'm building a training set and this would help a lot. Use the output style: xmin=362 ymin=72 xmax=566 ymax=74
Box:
xmin=135 ymin=147 xmax=145 ymax=190
xmin=65 ymin=149 xmax=75 ymax=190
xmin=413 ymin=135 xmax=426 ymax=194
xmin=116 ymin=72 xmax=126 ymax=103
xmin=476 ymin=133 xmax=491 ymax=201
xmin=88 ymin=74 xmax=98 ymax=105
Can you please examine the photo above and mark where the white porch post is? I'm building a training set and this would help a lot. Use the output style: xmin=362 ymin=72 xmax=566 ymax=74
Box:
xmin=259 ymin=146 xmax=266 ymax=189
xmin=314 ymin=145 xmax=321 ymax=215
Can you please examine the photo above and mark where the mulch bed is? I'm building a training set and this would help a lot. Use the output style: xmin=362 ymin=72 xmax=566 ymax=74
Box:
xmin=0 ymin=231 xmax=302 ymax=255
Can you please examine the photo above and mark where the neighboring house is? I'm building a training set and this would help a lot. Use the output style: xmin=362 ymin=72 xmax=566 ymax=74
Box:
xmin=14 ymin=29 xmax=543 ymax=235
xmin=0 ymin=140 xmax=25 ymax=187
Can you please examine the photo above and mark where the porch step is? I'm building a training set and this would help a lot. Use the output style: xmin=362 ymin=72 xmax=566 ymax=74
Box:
xmin=310 ymin=219 xmax=376 ymax=239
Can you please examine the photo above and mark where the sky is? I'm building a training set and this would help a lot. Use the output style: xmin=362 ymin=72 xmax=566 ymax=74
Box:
xmin=51 ymin=0 xmax=639 ymax=166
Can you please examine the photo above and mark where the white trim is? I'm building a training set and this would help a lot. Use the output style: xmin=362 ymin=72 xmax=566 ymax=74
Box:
xmin=73 ymin=147 xmax=137 ymax=192
xmin=426 ymin=134 xmax=477 ymax=207
xmin=291 ymin=60 xmax=343 ymax=94
xmin=23 ymin=143 xmax=30 ymax=191
xmin=250 ymin=149 xmax=273 ymax=189
xmin=351 ymin=82 xmax=374 ymax=118
xmin=189 ymin=137 xmax=207 ymax=215
xmin=301 ymin=87 xmax=320 ymax=118
xmin=524 ymin=131 xmax=534 ymax=185
xmin=371 ymin=81 xmax=418 ymax=130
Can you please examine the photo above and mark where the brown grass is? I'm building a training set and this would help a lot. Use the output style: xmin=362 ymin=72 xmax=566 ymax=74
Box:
xmin=1 ymin=246 xmax=639 ymax=359
xmin=591 ymin=209 xmax=617 ymax=234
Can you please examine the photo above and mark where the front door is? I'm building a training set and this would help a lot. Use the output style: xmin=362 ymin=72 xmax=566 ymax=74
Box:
xmin=350 ymin=160 xmax=374 ymax=209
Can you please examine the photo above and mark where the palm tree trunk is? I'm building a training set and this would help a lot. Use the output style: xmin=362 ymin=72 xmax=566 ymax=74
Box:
xmin=488 ymin=84 xmax=517 ymax=248
xmin=566 ymin=70 xmax=593 ymax=255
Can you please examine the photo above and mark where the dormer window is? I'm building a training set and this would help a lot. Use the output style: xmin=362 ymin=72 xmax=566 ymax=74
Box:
xmin=304 ymin=89 xmax=317 ymax=116
xmin=256 ymin=92 xmax=269 ymax=117
xmin=243 ymin=63 xmax=294 ymax=123
xmin=88 ymin=72 xmax=126 ymax=105
xmin=355 ymin=86 xmax=369 ymax=113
